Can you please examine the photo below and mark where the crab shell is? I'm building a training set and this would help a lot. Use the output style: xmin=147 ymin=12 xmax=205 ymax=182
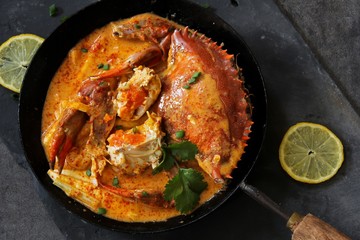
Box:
xmin=155 ymin=27 xmax=253 ymax=182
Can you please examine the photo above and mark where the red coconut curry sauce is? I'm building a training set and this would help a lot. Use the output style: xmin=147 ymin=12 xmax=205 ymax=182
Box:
xmin=41 ymin=13 xmax=251 ymax=222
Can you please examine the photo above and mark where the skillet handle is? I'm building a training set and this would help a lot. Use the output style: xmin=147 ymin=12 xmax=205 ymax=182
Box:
xmin=287 ymin=212 xmax=351 ymax=240
xmin=239 ymin=182 xmax=350 ymax=239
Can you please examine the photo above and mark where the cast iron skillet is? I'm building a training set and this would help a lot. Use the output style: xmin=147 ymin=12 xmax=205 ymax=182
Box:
xmin=19 ymin=0 xmax=267 ymax=233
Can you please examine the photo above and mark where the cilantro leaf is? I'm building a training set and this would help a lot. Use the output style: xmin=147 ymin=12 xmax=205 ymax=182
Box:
xmin=153 ymin=141 xmax=198 ymax=175
xmin=152 ymin=148 xmax=176 ymax=175
xmin=164 ymin=168 xmax=208 ymax=213
xmin=167 ymin=141 xmax=198 ymax=161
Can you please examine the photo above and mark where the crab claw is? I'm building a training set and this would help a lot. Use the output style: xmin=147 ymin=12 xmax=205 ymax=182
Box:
xmin=43 ymin=108 xmax=87 ymax=173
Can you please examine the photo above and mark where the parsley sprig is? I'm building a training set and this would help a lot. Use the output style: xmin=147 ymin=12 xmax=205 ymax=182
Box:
xmin=153 ymin=141 xmax=208 ymax=213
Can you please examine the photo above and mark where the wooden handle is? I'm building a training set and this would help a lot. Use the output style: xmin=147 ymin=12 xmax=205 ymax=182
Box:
xmin=287 ymin=212 xmax=351 ymax=240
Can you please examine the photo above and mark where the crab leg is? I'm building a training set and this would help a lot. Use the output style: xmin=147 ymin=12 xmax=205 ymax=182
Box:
xmin=46 ymin=109 xmax=87 ymax=172
xmin=99 ymin=182 xmax=174 ymax=208
xmin=48 ymin=168 xmax=174 ymax=210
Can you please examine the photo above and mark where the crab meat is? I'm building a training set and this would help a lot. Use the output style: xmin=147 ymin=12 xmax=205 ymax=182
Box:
xmin=107 ymin=112 xmax=164 ymax=175
xmin=114 ymin=66 xmax=162 ymax=121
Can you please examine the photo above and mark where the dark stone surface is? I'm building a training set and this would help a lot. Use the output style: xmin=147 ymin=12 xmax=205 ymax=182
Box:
xmin=1 ymin=0 xmax=359 ymax=239
xmin=276 ymin=0 xmax=360 ymax=114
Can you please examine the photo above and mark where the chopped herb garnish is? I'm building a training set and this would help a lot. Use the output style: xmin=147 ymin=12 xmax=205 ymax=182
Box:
xmin=164 ymin=168 xmax=208 ymax=214
xmin=115 ymin=125 xmax=123 ymax=130
xmin=183 ymin=84 xmax=190 ymax=89
xmin=201 ymin=3 xmax=210 ymax=8
xmin=134 ymin=24 xmax=142 ymax=29
xmin=81 ymin=48 xmax=88 ymax=53
xmin=112 ymin=176 xmax=119 ymax=187
xmin=188 ymin=78 xmax=197 ymax=84
xmin=102 ymin=64 xmax=110 ymax=70
xmin=183 ymin=72 xmax=201 ymax=89
xmin=175 ymin=130 xmax=185 ymax=139
xmin=86 ymin=169 xmax=91 ymax=177
xmin=49 ymin=4 xmax=58 ymax=17
xmin=60 ymin=16 xmax=69 ymax=23
xmin=97 ymin=207 xmax=107 ymax=215
xmin=97 ymin=63 xmax=110 ymax=70
xmin=132 ymin=127 xmax=138 ymax=133
xmin=188 ymin=71 xmax=201 ymax=84
xmin=193 ymin=71 xmax=202 ymax=78
xmin=142 ymin=191 xmax=149 ymax=197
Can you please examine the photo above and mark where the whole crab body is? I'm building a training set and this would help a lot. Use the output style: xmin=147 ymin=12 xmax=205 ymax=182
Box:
xmin=157 ymin=28 xmax=252 ymax=181
xmin=41 ymin=13 xmax=252 ymax=221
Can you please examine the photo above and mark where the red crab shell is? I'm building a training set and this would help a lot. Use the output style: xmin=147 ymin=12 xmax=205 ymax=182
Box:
xmin=155 ymin=27 xmax=253 ymax=182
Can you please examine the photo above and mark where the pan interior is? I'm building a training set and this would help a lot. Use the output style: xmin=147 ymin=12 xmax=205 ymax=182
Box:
xmin=18 ymin=0 xmax=266 ymax=233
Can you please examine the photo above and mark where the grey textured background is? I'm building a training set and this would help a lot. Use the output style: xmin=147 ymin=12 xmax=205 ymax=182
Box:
xmin=1 ymin=0 xmax=359 ymax=239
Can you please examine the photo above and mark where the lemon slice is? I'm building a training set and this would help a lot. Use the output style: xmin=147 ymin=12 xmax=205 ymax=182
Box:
xmin=279 ymin=122 xmax=344 ymax=184
xmin=0 ymin=34 xmax=44 ymax=93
